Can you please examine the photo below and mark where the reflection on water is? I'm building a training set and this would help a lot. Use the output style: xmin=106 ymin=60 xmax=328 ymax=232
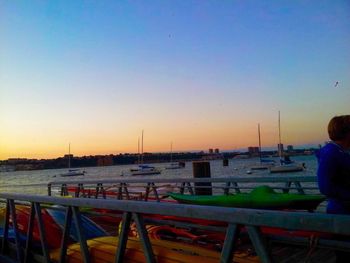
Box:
xmin=0 ymin=155 xmax=317 ymax=195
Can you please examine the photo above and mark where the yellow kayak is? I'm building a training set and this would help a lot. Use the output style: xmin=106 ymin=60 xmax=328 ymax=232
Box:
xmin=50 ymin=236 xmax=258 ymax=263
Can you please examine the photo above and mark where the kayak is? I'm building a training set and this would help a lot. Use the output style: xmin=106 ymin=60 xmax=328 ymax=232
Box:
xmin=46 ymin=206 xmax=108 ymax=241
xmin=126 ymin=222 xmax=331 ymax=252
xmin=50 ymin=236 xmax=258 ymax=263
xmin=0 ymin=205 xmax=63 ymax=248
xmin=169 ymin=185 xmax=326 ymax=210
xmin=0 ymin=205 xmax=108 ymax=249
xmin=127 ymin=222 xmax=226 ymax=251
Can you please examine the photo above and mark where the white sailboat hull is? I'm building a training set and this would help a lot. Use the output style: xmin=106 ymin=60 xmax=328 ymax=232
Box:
xmin=269 ymin=164 xmax=304 ymax=173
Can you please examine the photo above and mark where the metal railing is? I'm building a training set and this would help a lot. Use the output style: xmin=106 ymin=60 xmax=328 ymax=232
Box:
xmin=47 ymin=176 xmax=319 ymax=201
xmin=0 ymin=192 xmax=349 ymax=263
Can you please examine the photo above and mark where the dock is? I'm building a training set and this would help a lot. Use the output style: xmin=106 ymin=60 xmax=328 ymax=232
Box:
xmin=0 ymin=175 xmax=348 ymax=263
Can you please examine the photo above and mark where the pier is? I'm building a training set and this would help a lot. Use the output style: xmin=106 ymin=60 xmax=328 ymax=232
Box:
xmin=0 ymin=176 xmax=349 ymax=262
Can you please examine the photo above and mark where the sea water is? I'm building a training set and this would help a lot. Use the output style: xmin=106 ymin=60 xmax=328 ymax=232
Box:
xmin=0 ymin=155 xmax=318 ymax=195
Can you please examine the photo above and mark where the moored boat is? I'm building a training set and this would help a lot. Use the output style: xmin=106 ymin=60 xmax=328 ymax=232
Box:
xmin=249 ymin=124 xmax=276 ymax=170
xmin=270 ymin=111 xmax=305 ymax=174
xmin=60 ymin=143 xmax=86 ymax=177
xmin=269 ymin=163 xmax=305 ymax=173
xmin=130 ymin=164 xmax=161 ymax=176
xmin=129 ymin=130 xmax=162 ymax=176
xmin=61 ymin=169 xmax=86 ymax=177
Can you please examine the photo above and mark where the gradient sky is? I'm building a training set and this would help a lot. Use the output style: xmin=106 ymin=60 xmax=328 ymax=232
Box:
xmin=1 ymin=1 xmax=349 ymax=159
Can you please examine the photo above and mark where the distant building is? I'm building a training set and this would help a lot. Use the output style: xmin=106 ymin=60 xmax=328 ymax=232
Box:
xmin=248 ymin=147 xmax=259 ymax=156
xmin=214 ymin=148 xmax=219 ymax=154
xmin=7 ymin=158 xmax=28 ymax=164
xmin=287 ymin=145 xmax=294 ymax=152
xmin=97 ymin=155 xmax=114 ymax=166
xmin=209 ymin=148 xmax=214 ymax=154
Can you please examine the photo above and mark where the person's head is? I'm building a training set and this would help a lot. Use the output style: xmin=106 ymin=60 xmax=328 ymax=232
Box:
xmin=328 ymin=115 xmax=350 ymax=148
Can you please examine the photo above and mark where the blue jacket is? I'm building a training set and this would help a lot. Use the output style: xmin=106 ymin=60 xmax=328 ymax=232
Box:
xmin=316 ymin=142 xmax=350 ymax=214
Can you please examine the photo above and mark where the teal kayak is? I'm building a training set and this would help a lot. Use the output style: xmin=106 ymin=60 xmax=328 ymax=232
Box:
xmin=169 ymin=186 xmax=326 ymax=211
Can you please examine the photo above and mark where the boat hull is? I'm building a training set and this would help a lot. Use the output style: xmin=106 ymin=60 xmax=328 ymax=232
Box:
xmin=169 ymin=186 xmax=325 ymax=211
xmin=269 ymin=165 xmax=304 ymax=173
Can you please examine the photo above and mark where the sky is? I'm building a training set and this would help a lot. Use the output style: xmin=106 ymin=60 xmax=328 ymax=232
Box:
xmin=0 ymin=1 xmax=349 ymax=160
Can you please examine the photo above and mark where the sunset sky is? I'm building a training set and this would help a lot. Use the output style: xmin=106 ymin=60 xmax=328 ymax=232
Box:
xmin=1 ymin=1 xmax=349 ymax=160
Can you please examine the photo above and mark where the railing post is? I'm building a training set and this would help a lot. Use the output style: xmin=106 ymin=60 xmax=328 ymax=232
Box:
xmin=144 ymin=183 xmax=151 ymax=201
xmin=59 ymin=206 xmax=73 ymax=263
xmin=48 ymin=183 xmax=52 ymax=196
xmin=224 ymin=182 xmax=231 ymax=195
xmin=115 ymin=212 xmax=132 ymax=263
xmin=34 ymin=202 xmax=50 ymax=262
xmin=221 ymin=223 xmax=240 ymax=263
xmin=9 ymin=199 xmax=23 ymax=262
xmin=72 ymin=207 xmax=90 ymax=263
xmin=247 ymin=226 xmax=273 ymax=263
xmin=283 ymin=181 xmax=292 ymax=193
xmin=294 ymin=181 xmax=305 ymax=194
xmin=24 ymin=203 xmax=35 ymax=263
xmin=133 ymin=213 xmax=156 ymax=263
xmin=1 ymin=200 xmax=10 ymax=254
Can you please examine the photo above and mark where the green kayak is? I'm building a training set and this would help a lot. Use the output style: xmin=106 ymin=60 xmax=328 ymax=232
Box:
xmin=169 ymin=186 xmax=326 ymax=211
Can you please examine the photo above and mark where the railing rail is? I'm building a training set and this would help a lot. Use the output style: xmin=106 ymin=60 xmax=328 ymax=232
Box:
xmin=47 ymin=176 xmax=319 ymax=200
xmin=0 ymin=192 xmax=348 ymax=263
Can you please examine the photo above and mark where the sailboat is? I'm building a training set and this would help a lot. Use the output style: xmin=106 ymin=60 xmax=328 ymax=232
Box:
xmin=60 ymin=143 xmax=86 ymax=177
xmin=130 ymin=130 xmax=161 ymax=176
xmin=250 ymin=124 xmax=275 ymax=170
xmin=269 ymin=112 xmax=304 ymax=173
xmin=165 ymin=142 xmax=184 ymax=170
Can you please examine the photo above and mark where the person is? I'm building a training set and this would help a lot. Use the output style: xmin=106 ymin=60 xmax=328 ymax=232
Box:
xmin=316 ymin=115 xmax=350 ymax=214
xmin=317 ymin=115 xmax=350 ymax=263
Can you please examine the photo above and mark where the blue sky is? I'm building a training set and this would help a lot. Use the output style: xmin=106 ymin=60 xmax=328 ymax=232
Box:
xmin=1 ymin=1 xmax=349 ymax=159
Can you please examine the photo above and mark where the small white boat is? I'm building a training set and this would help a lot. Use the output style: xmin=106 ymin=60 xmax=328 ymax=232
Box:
xmin=130 ymin=164 xmax=161 ymax=176
xmin=164 ymin=142 xmax=184 ymax=170
xmin=269 ymin=112 xmax=305 ymax=174
xmin=269 ymin=163 xmax=305 ymax=173
xmin=60 ymin=143 xmax=86 ymax=177
xmin=250 ymin=163 xmax=275 ymax=170
xmin=165 ymin=162 xmax=184 ymax=170
xmin=129 ymin=131 xmax=162 ymax=176
xmin=61 ymin=169 xmax=86 ymax=177
xmin=249 ymin=124 xmax=276 ymax=170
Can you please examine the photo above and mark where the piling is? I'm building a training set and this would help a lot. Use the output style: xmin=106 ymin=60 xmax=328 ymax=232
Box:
xmin=223 ymin=159 xmax=229 ymax=166
xmin=192 ymin=161 xmax=212 ymax=195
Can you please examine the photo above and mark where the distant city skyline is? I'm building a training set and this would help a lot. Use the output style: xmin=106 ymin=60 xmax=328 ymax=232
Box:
xmin=1 ymin=1 xmax=349 ymax=160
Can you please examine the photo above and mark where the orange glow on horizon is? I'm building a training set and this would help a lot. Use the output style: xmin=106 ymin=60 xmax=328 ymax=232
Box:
xmin=0 ymin=118 xmax=329 ymax=160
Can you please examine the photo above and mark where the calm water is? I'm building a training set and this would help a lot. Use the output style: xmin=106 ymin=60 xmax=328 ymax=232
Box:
xmin=0 ymin=155 xmax=318 ymax=195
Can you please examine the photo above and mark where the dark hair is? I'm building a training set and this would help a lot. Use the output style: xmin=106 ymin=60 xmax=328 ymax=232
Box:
xmin=328 ymin=115 xmax=350 ymax=141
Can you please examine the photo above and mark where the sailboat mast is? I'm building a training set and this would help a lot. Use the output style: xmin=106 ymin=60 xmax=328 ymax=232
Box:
xmin=278 ymin=111 xmax=282 ymax=159
xmin=141 ymin=130 xmax=144 ymax=164
xmin=258 ymin=124 xmax=262 ymax=163
xmin=170 ymin=142 xmax=173 ymax=163
xmin=68 ymin=143 xmax=71 ymax=169
xmin=137 ymin=137 xmax=140 ymax=164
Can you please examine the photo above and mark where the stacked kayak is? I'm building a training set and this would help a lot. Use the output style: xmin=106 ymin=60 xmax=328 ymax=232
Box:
xmin=169 ymin=185 xmax=326 ymax=210
xmin=50 ymin=236 xmax=258 ymax=263
xmin=127 ymin=222 xmax=226 ymax=251
xmin=0 ymin=205 xmax=107 ymax=249
xmin=0 ymin=206 xmax=63 ymax=248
